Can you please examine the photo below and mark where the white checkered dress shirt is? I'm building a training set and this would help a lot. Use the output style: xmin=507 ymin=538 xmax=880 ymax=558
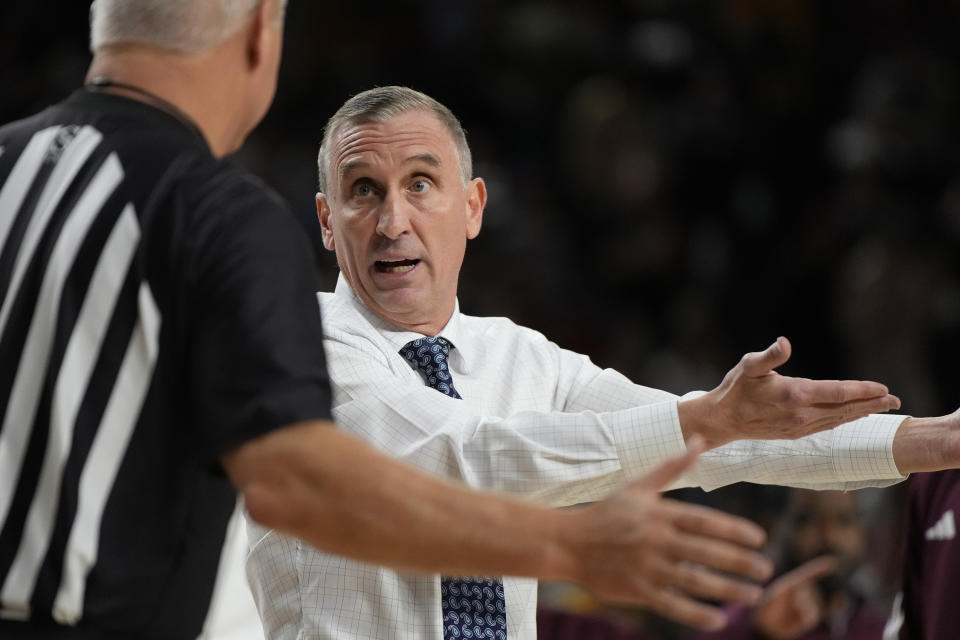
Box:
xmin=245 ymin=275 xmax=907 ymax=640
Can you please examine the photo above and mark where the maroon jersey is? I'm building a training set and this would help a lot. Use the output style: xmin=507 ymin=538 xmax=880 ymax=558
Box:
xmin=897 ymin=470 xmax=960 ymax=639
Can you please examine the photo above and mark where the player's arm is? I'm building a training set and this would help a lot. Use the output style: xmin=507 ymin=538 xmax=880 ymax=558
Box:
xmin=222 ymin=424 xmax=773 ymax=630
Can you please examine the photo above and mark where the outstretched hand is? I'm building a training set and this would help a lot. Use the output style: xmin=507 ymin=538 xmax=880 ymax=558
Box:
xmin=679 ymin=337 xmax=901 ymax=448
xmin=753 ymin=556 xmax=838 ymax=640
xmin=565 ymin=438 xmax=774 ymax=630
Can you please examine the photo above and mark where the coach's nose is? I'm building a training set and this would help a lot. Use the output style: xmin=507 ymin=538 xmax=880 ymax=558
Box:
xmin=376 ymin=190 xmax=412 ymax=240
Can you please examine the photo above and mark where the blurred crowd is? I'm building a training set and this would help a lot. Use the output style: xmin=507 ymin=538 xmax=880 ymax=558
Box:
xmin=5 ymin=1 xmax=959 ymax=637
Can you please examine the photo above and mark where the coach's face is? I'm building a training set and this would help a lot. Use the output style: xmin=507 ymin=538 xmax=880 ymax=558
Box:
xmin=317 ymin=110 xmax=486 ymax=335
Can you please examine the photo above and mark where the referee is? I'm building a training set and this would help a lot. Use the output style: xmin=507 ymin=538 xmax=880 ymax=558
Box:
xmin=0 ymin=1 xmax=775 ymax=637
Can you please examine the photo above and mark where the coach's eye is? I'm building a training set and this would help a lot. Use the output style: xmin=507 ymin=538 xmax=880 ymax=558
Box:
xmin=352 ymin=182 xmax=374 ymax=197
xmin=411 ymin=179 xmax=431 ymax=193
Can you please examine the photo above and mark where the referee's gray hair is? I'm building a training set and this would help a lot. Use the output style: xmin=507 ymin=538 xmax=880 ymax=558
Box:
xmin=89 ymin=0 xmax=287 ymax=54
xmin=317 ymin=86 xmax=473 ymax=193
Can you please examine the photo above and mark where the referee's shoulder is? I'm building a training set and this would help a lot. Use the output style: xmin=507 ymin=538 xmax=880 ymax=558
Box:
xmin=173 ymin=154 xmax=290 ymax=223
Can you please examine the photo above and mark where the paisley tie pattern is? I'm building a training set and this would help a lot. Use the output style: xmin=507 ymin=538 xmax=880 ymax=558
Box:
xmin=399 ymin=336 xmax=462 ymax=399
xmin=440 ymin=576 xmax=507 ymax=639
xmin=399 ymin=336 xmax=507 ymax=639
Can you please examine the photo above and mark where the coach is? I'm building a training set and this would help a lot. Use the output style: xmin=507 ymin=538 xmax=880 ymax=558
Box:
xmin=246 ymin=85 xmax=960 ymax=640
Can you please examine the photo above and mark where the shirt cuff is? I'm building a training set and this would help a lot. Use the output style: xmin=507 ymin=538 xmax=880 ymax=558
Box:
xmin=608 ymin=400 xmax=688 ymax=479
xmin=831 ymin=413 xmax=908 ymax=482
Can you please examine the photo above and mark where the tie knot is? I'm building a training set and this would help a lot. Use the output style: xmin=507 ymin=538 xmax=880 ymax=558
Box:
xmin=400 ymin=336 xmax=461 ymax=399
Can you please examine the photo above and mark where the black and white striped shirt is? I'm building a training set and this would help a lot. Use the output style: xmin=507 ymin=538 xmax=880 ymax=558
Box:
xmin=0 ymin=89 xmax=332 ymax=638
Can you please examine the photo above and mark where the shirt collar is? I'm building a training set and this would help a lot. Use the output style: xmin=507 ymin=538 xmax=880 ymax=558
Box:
xmin=333 ymin=274 xmax=472 ymax=372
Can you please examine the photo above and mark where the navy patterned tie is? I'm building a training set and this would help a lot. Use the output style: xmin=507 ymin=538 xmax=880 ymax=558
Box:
xmin=399 ymin=337 xmax=507 ymax=640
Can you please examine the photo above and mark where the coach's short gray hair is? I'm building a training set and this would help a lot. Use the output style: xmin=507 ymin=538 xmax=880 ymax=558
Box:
xmin=317 ymin=86 xmax=473 ymax=193
xmin=89 ymin=0 xmax=287 ymax=54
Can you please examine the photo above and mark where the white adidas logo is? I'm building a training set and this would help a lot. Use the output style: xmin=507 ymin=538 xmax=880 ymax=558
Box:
xmin=925 ymin=509 xmax=956 ymax=541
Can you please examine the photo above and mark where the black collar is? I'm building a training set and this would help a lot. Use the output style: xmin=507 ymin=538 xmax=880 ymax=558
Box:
xmin=85 ymin=77 xmax=206 ymax=142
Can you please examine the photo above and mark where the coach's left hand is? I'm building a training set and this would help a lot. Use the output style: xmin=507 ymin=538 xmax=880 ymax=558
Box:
xmin=678 ymin=336 xmax=901 ymax=449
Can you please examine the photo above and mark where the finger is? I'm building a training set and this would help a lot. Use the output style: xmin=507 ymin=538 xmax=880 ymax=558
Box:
xmin=816 ymin=394 xmax=902 ymax=417
xmin=662 ymin=522 xmax=773 ymax=581
xmin=765 ymin=556 xmax=838 ymax=600
xmin=659 ymin=559 xmax=764 ymax=605
xmin=641 ymin=585 xmax=729 ymax=631
xmin=791 ymin=379 xmax=891 ymax=404
xmin=740 ymin=336 xmax=791 ymax=376
xmin=791 ymin=394 xmax=903 ymax=435
xmin=666 ymin=500 xmax=768 ymax=550
xmin=631 ymin=436 xmax=706 ymax=493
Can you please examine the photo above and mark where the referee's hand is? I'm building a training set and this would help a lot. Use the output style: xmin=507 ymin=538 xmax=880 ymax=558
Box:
xmin=560 ymin=437 xmax=772 ymax=631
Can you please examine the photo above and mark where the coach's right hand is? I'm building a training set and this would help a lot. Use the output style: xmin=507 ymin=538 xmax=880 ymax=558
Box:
xmin=559 ymin=437 xmax=773 ymax=630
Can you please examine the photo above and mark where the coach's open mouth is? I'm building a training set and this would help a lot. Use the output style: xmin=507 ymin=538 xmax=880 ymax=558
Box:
xmin=375 ymin=259 xmax=420 ymax=274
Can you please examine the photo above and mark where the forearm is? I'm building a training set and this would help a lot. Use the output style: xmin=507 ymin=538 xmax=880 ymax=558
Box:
xmin=335 ymin=395 xmax=687 ymax=506
xmin=226 ymin=421 xmax=577 ymax=581
xmin=327 ymin=336 xmax=689 ymax=506
xmin=681 ymin=414 xmax=907 ymax=492
xmin=230 ymin=424 xmax=777 ymax=630
xmin=891 ymin=411 xmax=960 ymax=474
xmin=336 ymin=394 xmax=907 ymax=502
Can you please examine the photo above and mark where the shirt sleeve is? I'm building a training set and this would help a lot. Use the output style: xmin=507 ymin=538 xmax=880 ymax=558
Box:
xmin=326 ymin=312 xmax=904 ymax=506
xmin=183 ymin=174 xmax=333 ymax=460
xmin=554 ymin=345 xmax=906 ymax=492
xmin=326 ymin=330 xmax=685 ymax=507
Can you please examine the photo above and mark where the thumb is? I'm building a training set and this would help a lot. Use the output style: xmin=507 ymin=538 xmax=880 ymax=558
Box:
xmin=741 ymin=336 xmax=792 ymax=376
xmin=632 ymin=435 xmax=705 ymax=493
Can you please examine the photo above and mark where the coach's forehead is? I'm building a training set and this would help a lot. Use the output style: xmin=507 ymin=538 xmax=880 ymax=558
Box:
xmin=330 ymin=110 xmax=458 ymax=183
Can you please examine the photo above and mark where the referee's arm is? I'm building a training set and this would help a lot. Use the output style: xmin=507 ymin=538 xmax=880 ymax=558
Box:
xmin=222 ymin=423 xmax=774 ymax=631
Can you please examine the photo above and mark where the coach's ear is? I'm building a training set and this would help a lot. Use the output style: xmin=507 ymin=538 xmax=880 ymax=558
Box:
xmin=465 ymin=178 xmax=486 ymax=240
xmin=316 ymin=193 xmax=335 ymax=251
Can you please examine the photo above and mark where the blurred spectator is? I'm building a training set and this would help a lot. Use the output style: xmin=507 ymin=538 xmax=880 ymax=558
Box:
xmin=696 ymin=489 xmax=887 ymax=640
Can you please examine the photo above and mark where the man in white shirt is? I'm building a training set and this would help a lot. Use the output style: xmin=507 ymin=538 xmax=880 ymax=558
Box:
xmin=246 ymin=86 xmax=960 ymax=640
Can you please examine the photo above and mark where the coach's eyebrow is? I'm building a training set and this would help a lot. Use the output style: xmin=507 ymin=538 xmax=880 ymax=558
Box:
xmin=339 ymin=159 xmax=371 ymax=183
xmin=404 ymin=153 xmax=441 ymax=168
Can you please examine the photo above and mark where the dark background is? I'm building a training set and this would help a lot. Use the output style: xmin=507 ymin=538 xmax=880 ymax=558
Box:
xmin=4 ymin=1 xmax=959 ymax=636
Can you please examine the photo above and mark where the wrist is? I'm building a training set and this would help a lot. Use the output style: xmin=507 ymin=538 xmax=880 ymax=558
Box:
xmin=678 ymin=391 xmax=728 ymax=450
xmin=891 ymin=415 xmax=938 ymax=475
xmin=539 ymin=509 xmax=586 ymax=585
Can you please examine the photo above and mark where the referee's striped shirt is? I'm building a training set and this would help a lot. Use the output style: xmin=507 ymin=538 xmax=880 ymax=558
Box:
xmin=0 ymin=89 xmax=332 ymax=639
